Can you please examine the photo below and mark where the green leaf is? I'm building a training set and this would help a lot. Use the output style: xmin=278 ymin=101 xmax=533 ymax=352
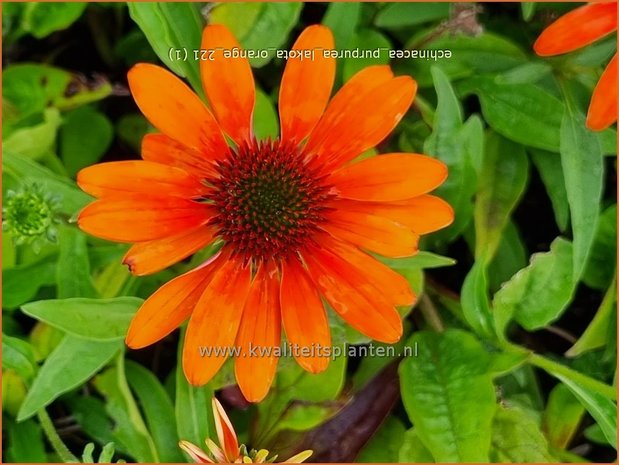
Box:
xmin=494 ymin=238 xmax=575 ymax=335
xmin=116 ymin=113 xmax=151 ymax=153
xmin=398 ymin=428 xmax=435 ymax=462
xmin=3 ymin=150 xmax=91 ymax=215
xmin=175 ymin=328 xmax=212 ymax=447
xmin=342 ymin=29 xmax=391 ymax=81
xmin=425 ymin=67 xmax=478 ymax=243
xmin=322 ymin=2 xmax=361 ymax=49
xmin=530 ymin=149 xmax=569 ymax=231
xmin=495 ymin=62 xmax=551 ymax=85
xmin=542 ymin=384 xmax=585 ymax=449
xmin=2 ymin=254 xmax=57 ymax=309
xmin=93 ymin=355 xmax=158 ymax=462
xmin=465 ymin=78 xmax=564 ymax=152
xmin=377 ymin=251 xmax=456 ymax=271
xmin=375 ymin=3 xmax=449 ymax=29
xmin=17 ymin=335 xmax=121 ymax=421
xmin=21 ymin=2 xmax=86 ymax=38
xmin=560 ymin=109 xmax=604 ymax=281
xmin=567 ymin=276 xmax=616 ymax=357
xmin=357 ymin=417 xmax=407 ymax=462
xmin=402 ymin=33 xmax=527 ymax=87
xmin=66 ymin=396 xmax=119 ymax=453
xmin=582 ymin=204 xmax=617 ymax=290
xmin=2 ymin=335 xmax=37 ymax=380
xmin=399 ymin=330 xmax=496 ymax=462
xmin=253 ymin=89 xmax=279 ymax=140
xmin=210 ymin=3 xmax=302 ymax=68
xmin=474 ymin=132 xmax=528 ymax=263
xmin=56 ymin=226 xmax=98 ymax=299
xmin=521 ymin=2 xmax=536 ymax=20
xmin=5 ymin=418 xmax=47 ymax=463
xmin=555 ymin=376 xmax=617 ymax=449
xmin=60 ymin=106 xmax=113 ymax=177
xmin=490 ymin=406 xmax=554 ymax=462
xmin=21 ymin=297 xmax=142 ymax=341
xmin=128 ymin=2 xmax=203 ymax=94
xmin=461 ymin=262 xmax=493 ymax=338
xmin=125 ymin=361 xmax=183 ymax=462
xmin=4 ymin=108 xmax=62 ymax=160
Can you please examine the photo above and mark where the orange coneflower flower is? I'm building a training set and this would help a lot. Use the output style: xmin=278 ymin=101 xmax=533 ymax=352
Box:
xmin=179 ymin=398 xmax=312 ymax=463
xmin=77 ymin=24 xmax=453 ymax=401
xmin=534 ymin=2 xmax=617 ymax=131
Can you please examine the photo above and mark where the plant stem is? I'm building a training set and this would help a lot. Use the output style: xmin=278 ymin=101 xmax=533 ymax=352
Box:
xmin=529 ymin=353 xmax=617 ymax=400
xmin=37 ymin=409 xmax=79 ymax=463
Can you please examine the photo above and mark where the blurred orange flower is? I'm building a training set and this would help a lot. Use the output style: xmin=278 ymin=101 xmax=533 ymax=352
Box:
xmin=77 ymin=24 xmax=453 ymax=401
xmin=179 ymin=398 xmax=312 ymax=463
xmin=534 ymin=2 xmax=617 ymax=131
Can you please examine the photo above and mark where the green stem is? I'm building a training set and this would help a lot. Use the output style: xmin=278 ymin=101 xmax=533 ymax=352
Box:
xmin=529 ymin=353 xmax=616 ymax=400
xmin=37 ymin=409 xmax=79 ymax=463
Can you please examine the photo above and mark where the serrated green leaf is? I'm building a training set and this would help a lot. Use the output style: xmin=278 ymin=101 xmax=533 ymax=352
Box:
xmin=494 ymin=238 xmax=575 ymax=335
xmin=17 ymin=335 xmax=121 ymax=421
xmin=399 ymin=330 xmax=496 ymax=462
xmin=21 ymin=297 xmax=141 ymax=341
xmin=4 ymin=108 xmax=62 ymax=160
xmin=5 ymin=418 xmax=47 ymax=463
xmin=398 ymin=428 xmax=435 ymax=462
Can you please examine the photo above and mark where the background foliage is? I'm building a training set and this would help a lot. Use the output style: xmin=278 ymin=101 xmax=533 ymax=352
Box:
xmin=2 ymin=2 xmax=617 ymax=463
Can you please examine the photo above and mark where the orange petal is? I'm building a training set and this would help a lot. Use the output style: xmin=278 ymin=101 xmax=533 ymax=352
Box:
xmin=126 ymin=254 xmax=224 ymax=349
xmin=128 ymin=64 xmax=229 ymax=156
xmin=323 ymin=210 xmax=419 ymax=258
xmin=534 ymin=3 xmax=617 ymax=56
xmin=329 ymin=154 xmax=447 ymax=201
xmin=123 ymin=224 xmax=218 ymax=276
xmin=212 ymin=398 xmax=240 ymax=462
xmin=280 ymin=257 xmax=330 ymax=373
xmin=279 ymin=25 xmax=335 ymax=144
xmin=304 ymin=247 xmax=403 ymax=343
xmin=587 ymin=54 xmax=617 ymax=131
xmin=77 ymin=161 xmax=206 ymax=199
xmin=201 ymin=24 xmax=255 ymax=144
xmin=305 ymin=68 xmax=416 ymax=171
xmin=316 ymin=233 xmax=415 ymax=307
xmin=78 ymin=196 xmax=213 ymax=243
xmin=182 ymin=256 xmax=252 ymax=386
xmin=234 ymin=262 xmax=281 ymax=403
xmin=329 ymin=195 xmax=454 ymax=235
xmin=142 ymin=134 xmax=219 ymax=178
